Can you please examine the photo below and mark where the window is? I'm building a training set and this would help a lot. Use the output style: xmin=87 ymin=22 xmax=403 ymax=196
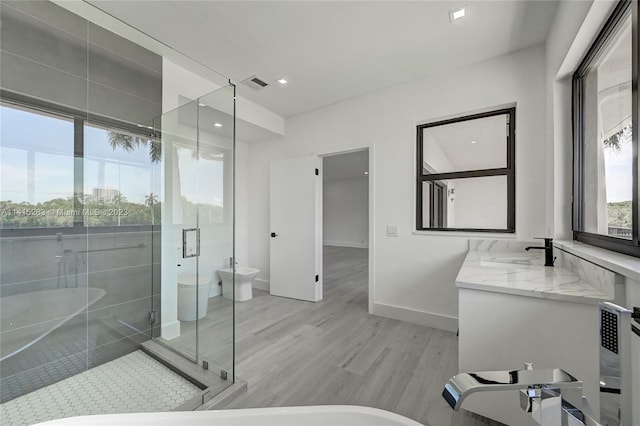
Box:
xmin=0 ymin=104 xmax=75 ymax=228
xmin=0 ymin=97 xmax=158 ymax=231
xmin=573 ymin=0 xmax=638 ymax=256
xmin=416 ymin=108 xmax=515 ymax=232
xmin=84 ymin=123 xmax=161 ymax=226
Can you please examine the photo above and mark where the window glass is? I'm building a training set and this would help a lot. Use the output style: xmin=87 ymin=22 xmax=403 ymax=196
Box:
xmin=581 ymin=14 xmax=632 ymax=239
xmin=0 ymin=104 xmax=74 ymax=228
xmin=83 ymin=124 xmax=160 ymax=226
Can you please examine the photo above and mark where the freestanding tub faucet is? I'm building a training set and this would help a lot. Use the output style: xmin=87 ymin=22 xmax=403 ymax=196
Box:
xmin=525 ymin=237 xmax=555 ymax=267
xmin=442 ymin=366 xmax=604 ymax=426
xmin=442 ymin=367 xmax=580 ymax=411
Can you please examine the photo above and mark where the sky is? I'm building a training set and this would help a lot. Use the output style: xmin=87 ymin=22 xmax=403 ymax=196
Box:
xmin=604 ymin=136 xmax=632 ymax=203
xmin=1 ymin=105 xmax=224 ymax=207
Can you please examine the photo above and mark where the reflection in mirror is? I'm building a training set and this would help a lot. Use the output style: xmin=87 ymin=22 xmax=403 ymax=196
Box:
xmin=422 ymin=113 xmax=507 ymax=174
xmin=422 ymin=177 xmax=507 ymax=230
xmin=416 ymin=108 xmax=514 ymax=232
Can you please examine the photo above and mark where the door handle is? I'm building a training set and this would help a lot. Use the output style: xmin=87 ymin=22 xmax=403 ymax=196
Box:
xmin=271 ymin=232 xmax=278 ymax=238
xmin=182 ymin=228 xmax=200 ymax=258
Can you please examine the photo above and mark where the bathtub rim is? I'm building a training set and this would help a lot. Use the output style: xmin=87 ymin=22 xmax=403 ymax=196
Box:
xmin=32 ymin=405 xmax=424 ymax=425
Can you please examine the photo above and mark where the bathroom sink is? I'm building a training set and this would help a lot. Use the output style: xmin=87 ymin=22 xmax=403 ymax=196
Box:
xmin=487 ymin=255 xmax=535 ymax=264
xmin=480 ymin=260 xmax=533 ymax=269
xmin=478 ymin=255 xmax=542 ymax=269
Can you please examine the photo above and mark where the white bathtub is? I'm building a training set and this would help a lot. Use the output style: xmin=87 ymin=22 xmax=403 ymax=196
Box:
xmin=1 ymin=287 xmax=106 ymax=361
xmin=34 ymin=405 xmax=424 ymax=425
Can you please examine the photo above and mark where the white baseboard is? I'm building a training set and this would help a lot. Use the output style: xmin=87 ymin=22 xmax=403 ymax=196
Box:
xmin=161 ymin=320 xmax=181 ymax=340
xmin=323 ymin=241 xmax=369 ymax=249
xmin=371 ymin=302 xmax=458 ymax=332
xmin=253 ymin=278 xmax=270 ymax=291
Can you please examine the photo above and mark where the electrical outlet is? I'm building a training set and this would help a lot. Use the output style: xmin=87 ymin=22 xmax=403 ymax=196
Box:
xmin=386 ymin=225 xmax=398 ymax=237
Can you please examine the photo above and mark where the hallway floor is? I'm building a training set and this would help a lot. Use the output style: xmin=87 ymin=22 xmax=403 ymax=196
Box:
xmin=210 ymin=246 xmax=501 ymax=426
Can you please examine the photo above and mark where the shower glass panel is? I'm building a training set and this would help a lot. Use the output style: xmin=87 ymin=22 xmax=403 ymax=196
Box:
xmin=197 ymin=86 xmax=235 ymax=382
xmin=152 ymin=84 xmax=235 ymax=390
xmin=153 ymin=99 xmax=199 ymax=361
xmin=0 ymin=103 xmax=90 ymax=402
xmin=83 ymin=121 xmax=161 ymax=367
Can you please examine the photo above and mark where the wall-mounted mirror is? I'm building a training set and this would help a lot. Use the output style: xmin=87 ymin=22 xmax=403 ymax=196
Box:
xmin=416 ymin=108 xmax=515 ymax=232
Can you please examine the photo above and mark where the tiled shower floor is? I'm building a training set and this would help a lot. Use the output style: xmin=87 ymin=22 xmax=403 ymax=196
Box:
xmin=0 ymin=350 xmax=201 ymax=426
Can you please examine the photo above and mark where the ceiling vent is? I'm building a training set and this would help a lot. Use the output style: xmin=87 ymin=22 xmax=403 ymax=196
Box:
xmin=242 ymin=75 xmax=270 ymax=91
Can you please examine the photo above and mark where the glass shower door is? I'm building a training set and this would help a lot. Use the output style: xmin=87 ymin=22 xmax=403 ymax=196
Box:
xmin=196 ymin=85 xmax=235 ymax=383
xmin=152 ymin=99 xmax=199 ymax=362
xmin=152 ymin=84 xmax=235 ymax=390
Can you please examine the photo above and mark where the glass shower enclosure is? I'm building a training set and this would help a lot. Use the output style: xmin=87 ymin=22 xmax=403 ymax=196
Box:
xmin=151 ymin=85 xmax=235 ymax=387
xmin=0 ymin=0 xmax=236 ymax=407
xmin=0 ymin=84 xmax=236 ymax=406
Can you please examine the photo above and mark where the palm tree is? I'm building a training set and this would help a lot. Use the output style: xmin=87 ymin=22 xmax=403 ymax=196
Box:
xmin=603 ymin=124 xmax=631 ymax=152
xmin=108 ymin=132 xmax=161 ymax=163
xmin=145 ymin=193 xmax=158 ymax=225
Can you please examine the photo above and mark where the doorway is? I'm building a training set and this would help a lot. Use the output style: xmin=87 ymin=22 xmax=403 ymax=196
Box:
xmin=321 ymin=149 xmax=370 ymax=308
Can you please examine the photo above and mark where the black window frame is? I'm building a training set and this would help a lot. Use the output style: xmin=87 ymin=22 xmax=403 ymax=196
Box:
xmin=572 ymin=0 xmax=640 ymax=257
xmin=0 ymin=89 xmax=158 ymax=236
xmin=416 ymin=107 xmax=516 ymax=233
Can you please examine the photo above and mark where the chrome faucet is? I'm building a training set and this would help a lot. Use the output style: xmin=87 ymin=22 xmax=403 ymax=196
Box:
xmin=525 ymin=237 xmax=555 ymax=267
xmin=442 ymin=367 xmax=581 ymax=411
xmin=443 ymin=366 xmax=603 ymax=426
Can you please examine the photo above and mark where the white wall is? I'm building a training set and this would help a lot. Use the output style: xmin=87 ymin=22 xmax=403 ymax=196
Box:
xmin=323 ymin=177 xmax=369 ymax=248
xmin=423 ymin=130 xmax=455 ymax=173
xmin=452 ymin=176 xmax=506 ymax=230
xmin=248 ymin=45 xmax=547 ymax=331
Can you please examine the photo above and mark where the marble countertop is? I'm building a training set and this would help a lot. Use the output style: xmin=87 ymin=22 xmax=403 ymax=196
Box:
xmin=554 ymin=240 xmax=640 ymax=283
xmin=455 ymin=248 xmax=612 ymax=304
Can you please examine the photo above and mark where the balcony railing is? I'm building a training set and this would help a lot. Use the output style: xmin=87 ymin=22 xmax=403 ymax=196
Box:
xmin=608 ymin=226 xmax=633 ymax=238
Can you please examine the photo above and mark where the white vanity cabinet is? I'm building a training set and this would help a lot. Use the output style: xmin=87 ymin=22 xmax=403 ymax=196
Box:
xmin=457 ymin=287 xmax=601 ymax=426
xmin=454 ymin=242 xmax=613 ymax=426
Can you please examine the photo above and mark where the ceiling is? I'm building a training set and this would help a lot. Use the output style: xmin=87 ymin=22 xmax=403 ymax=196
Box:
xmin=323 ymin=150 xmax=369 ymax=182
xmin=424 ymin=113 xmax=507 ymax=172
xmin=87 ymin=1 xmax=558 ymax=119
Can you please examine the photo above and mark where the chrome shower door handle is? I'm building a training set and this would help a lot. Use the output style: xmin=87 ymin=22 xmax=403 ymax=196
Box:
xmin=182 ymin=228 xmax=200 ymax=258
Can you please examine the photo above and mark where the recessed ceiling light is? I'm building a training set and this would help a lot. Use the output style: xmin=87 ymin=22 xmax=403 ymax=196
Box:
xmin=470 ymin=140 xmax=477 ymax=144
xmin=213 ymin=123 xmax=223 ymax=127
xmin=277 ymin=78 xmax=288 ymax=85
xmin=449 ymin=5 xmax=467 ymax=22
xmin=364 ymin=171 xmax=369 ymax=175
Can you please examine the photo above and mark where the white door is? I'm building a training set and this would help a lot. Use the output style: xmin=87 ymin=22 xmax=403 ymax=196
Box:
xmin=270 ymin=156 xmax=322 ymax=302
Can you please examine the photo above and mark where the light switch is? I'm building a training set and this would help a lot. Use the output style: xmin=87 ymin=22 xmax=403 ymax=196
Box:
xmin=386 ymin=225 xmax=398 ymax=237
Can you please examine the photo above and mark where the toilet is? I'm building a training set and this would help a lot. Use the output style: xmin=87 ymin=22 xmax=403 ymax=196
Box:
xmin=177 ymin=273 xmax=212 ymax=321
xmin=217 ymin=267 xmax=260 ymax=302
